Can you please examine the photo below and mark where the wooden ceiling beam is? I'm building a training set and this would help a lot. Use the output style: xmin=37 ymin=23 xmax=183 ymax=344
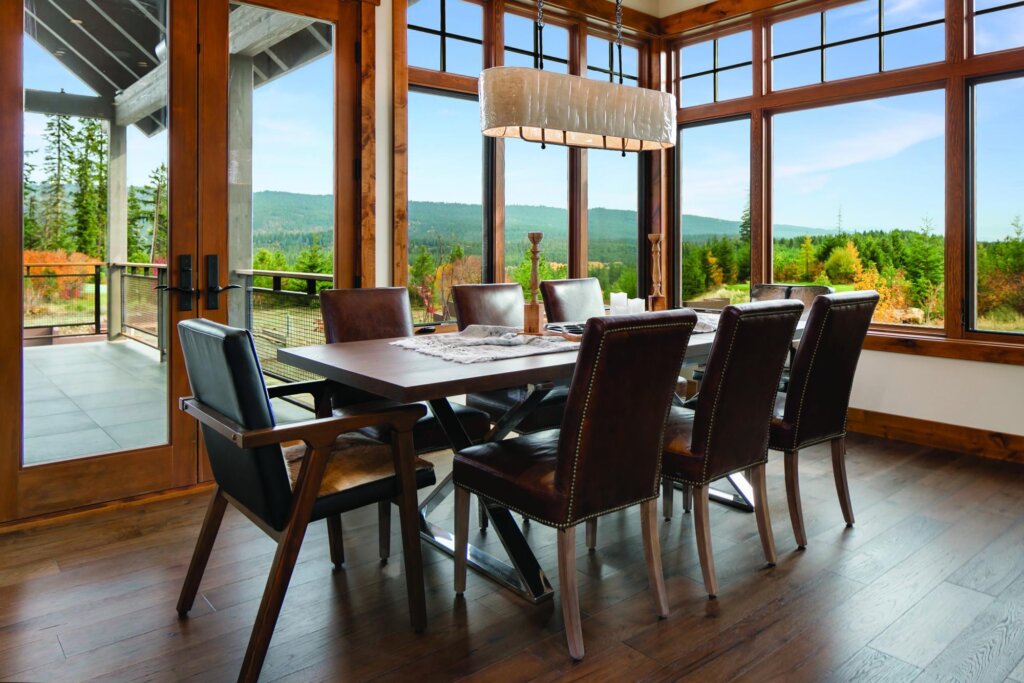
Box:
xmin=520 ymin=0 xmax=661 ymax=37
xmin=659 ymin=0 xmax=793 ymax=36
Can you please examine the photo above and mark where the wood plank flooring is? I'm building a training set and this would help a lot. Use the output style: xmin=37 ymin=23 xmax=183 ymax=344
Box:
xmin=2 ymin=433 xmax=1024 ymax=681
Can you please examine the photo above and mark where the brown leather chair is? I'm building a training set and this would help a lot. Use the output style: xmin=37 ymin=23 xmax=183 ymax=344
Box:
xmin=662 ymin=300 xmax=804 ymax=598
xmin=540 ymin=277 xmax=605 ymax=323
xmin=452 ymin=283 xmax=567 ymax=434
xmin=769 ymin=290 xmax=879 ymax=549
xmin=451 ymin=282 xmax=524 ymax=330
xmin=176 ymin=319 xmax=429 ymax=682
xmin=452 ymin=310 xmax=698 ymax=660
xmin=320 ymin=288 xmax=491 ymax=559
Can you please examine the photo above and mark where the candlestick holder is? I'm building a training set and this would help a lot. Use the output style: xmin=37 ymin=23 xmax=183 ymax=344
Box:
xmin=524 ymin=232 xmax=544 ymax=335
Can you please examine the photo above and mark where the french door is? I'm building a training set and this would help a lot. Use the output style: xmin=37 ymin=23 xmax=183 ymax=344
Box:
xmin=0 ymin=0 xmax=361 ymax=522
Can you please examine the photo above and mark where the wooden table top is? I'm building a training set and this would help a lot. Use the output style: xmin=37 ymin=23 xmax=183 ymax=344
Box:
xmin=278 ymin=328 xmax=731 ymax=404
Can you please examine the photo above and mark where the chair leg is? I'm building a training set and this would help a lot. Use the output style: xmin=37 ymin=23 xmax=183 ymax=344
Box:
xmin=177 ymin=487 xmax=228 ymax=616
xmin=640 ymin=499 xmax=669 ymax=618
xmin=832 ymin=437 xmax=855 ymax=527
xmin=784 ymin=450 xmax=808 ymax=549
xmin=557 ymin=525 xmax=584 ymax=661
xmin=378 ymin=501 xmax=391 ymax=562
xmin=682 ymin=484 xmax=693 ymax=513
xmin=693 ymin=484 xmax=718 ymax=598
xmin=751 ymin=463 xmax=777 ymax=567
xmin=478 ymin=497 xmax=489 ymax=531
xmin=454 ymin=485 xmax=470 ymax=595
xmin=326 ymin=514 xmax=344 ymax=570
xmin=662 ymin=479 xmax=674 ymax=520
xmin=390 ymin=430 xmax=427 ymax=633
xmin=238 ymin=443 xmax=332 ymax=683
xmin=586 ymin=518 xmax=597 ymax=551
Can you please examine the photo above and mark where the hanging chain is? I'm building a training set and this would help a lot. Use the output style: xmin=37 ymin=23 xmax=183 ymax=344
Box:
xmin=614 ymin=0 xmax=624 ymax=86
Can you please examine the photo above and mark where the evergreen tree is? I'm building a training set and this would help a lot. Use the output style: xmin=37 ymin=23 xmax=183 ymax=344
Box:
xmin=23 ymin=151 xmax=42 ymax=250
xmin=142 ymin=164 xmax=168 ymax=262
xmin=739 ymin=201 xmax=751 ymax=242
xmin=126 ymin=186 xmax=148 ymax=262
xmin=40 ymin=114 xmax=76 ymax=251
xmin=799 ymin=235 xmax=815 ymax=281
xmin=70 ymin=118 xmax=108 ymax=258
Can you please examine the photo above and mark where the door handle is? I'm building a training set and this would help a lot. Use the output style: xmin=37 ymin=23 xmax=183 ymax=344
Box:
xmin=204 ymin=255 xmax=241 ymax=310
xmin=155 ymin=254 xmax=196 ymax=311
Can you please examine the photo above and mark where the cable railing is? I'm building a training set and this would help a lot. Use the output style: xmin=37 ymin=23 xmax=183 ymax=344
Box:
xmin=118 ymin=263 xmax=167 ymax=354
xmin=237 ymin=269 xmax=332 ymax=383
xmin=23 ymin=262 xmax=104 ymax=341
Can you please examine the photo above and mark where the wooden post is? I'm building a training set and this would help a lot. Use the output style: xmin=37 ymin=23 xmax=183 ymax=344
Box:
xmin=107 ymin=123 xmax=127 ymax=341
xmin=647 ymin=233 xmax=666 ymax=311
xmin=228 ymin=55 xmax=254 ymax=329
xmin=524 ymin=232 xmax=543 ymax=334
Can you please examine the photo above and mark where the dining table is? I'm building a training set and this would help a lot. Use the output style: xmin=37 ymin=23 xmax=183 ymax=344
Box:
xmin=278 ymin=314 xmax=805 ymax=604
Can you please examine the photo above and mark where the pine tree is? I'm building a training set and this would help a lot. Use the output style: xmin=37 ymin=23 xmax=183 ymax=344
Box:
xmin=144 ymin=164 xmax=169 ymax=262
xmin=800 ymin=235 xmax=815 ymax=281
xmin=739 ymin=201 xmax=751 ymax=242
xmin=70 ymin=118 xmax=108 ymax=258
xmin=23 ymin=151 xmax=43 ymax=250
xmin=40 ymin=114 xmax=76 ymax=251
xmin=126 ymin=186 xmax=148 ymax=261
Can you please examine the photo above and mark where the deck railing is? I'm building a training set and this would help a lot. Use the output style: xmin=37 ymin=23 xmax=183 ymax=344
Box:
xmin=23 ymin=263 xmax=104 ymax=341
xmin=118 ymin=263 xmax=167 ymax=354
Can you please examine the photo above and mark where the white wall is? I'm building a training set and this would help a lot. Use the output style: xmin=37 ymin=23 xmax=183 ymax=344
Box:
xmin=850 ymin=351 xmax=1024 ymax=435
xmin=373 ymin=2 xmax=1024 ymax=437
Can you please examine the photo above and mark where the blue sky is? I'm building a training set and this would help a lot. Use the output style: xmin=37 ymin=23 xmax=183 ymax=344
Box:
xmin=21 ymin=6 xmax=1024 ymax=239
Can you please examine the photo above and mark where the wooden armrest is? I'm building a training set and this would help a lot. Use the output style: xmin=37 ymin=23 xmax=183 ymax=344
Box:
xmin=266 ymin=380 xmax=330 ymax=399
xmin=178 ymin=397 xmax=426 ymax=449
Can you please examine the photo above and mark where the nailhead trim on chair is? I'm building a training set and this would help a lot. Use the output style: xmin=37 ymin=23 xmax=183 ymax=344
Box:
xmin=565 ymin=319 xmax=695 ymax=524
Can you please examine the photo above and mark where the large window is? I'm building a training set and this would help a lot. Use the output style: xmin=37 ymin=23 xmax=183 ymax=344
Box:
xmin=679 ymin=31 xmax=753 ymax=107
xmin=770 ymin=0 xmax=944 ymax=91
xmin=587 ymin=36 xmax=640 ymax=299
xmin=408 ymin=0 xmax=483 ymax=77
xmin=504 ymin=12 xmax=569 ymax=72
xmin=772 ymin=91 xmax=945 ymax=327
xmin=679 ymin=119 xmax=751 ymax=305
xmin=971 ymin=75 xmax=1024 ymax=334
xmin=407 ymin=90 xmax=484 ymax=323
xmin=974 ymin=0 xmax=1024 ymax=54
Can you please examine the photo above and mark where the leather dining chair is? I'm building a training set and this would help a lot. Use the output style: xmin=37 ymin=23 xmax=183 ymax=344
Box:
xmin=320 ymin=287 xmax=491 ymax=560
xmin=661 ymin=300 xmax=804 ymax=598
xmin=175 ymin=319 xmax=430 ymax=682
xmin=769 ymin=291 xmax=879 ymax=549
xmin=452 ymin=310 xmax=698 ymax=660
xmin=540 ymin=277 xmax=605 ymax=323
xmin=452 ymin=283 xmax=567 ymax=434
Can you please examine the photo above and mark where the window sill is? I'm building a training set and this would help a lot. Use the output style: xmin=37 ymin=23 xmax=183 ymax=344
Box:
xmin=864 ymin=329 xmax=1024 ymax=366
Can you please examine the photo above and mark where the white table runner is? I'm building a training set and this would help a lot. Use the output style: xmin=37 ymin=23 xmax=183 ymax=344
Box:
xmin=390 ymin=325 xmax=581 ymax=364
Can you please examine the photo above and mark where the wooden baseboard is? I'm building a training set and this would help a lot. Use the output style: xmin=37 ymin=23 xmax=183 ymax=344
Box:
xmin=847 ymin=408 xmax=1024 ymax=465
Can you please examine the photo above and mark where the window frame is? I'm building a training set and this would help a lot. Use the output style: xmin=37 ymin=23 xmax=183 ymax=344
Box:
xmin=407 ymin=0 xmax=485 ymax=75
xmin=668 ymin=0 xmax=1024 ymax=364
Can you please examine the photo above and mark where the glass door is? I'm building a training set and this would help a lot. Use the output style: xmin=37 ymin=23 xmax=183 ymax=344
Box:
xmin=0 ymin=0 xmax=201 ymax=521
xmin=195 ymin=0 xmax=359 ymax=477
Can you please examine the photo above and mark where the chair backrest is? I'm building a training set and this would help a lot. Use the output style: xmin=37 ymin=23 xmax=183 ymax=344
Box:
xmin=787 ymin=284 xmax=836 ymax=309
xmin=320 ymin=287 xmax=413 ymax=343
xmin=690 ymin=300 xmax=804 ymax=480
xmin=452 ymin=283 xmax=524 ymax=330
xmin=540 ymin=278 xmax=605 ymax=323
xmin=178 ymin=319 xmax=293 ymax=531
xmin=781 ymin=291 xmax=879 ymax=448
xmin=750 ymin=284 xmax=790 ymax=302
xmin=556 ymin=310 xmax=697 ymax=523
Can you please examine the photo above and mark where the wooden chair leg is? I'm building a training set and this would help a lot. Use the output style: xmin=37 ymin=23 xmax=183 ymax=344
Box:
xmin=177 ymin=487 xmax=228 ymax=616
xmin=640 ymin=499 xmax=669 ymax=618
xmin=454 ymin=485 xmax=470 ymax=595
xmin=662 ymin=479 xmax=674 ymax=520
xmin=478 ymin=497 xmax=489 ymax=531
xmin=832 ymin=437 xmax=855 ymax=527
xmin=238 ymin=443 xmax=331 ymax=683
xmin=378 ymin=501 xmax=391 ymax=562
xmin=326 ymin=514 xmax=344 ymax=570
xmin=784 ymin=450 xmax=808 ymax=549
xmin=391 ymin=430 xmax=427 ymax=632
xmin=557 ymin=525 xmax=584 ymax=661
xmin=693 ymin=484 xmax=718 ymax=598
xmin=751 ymin=463 xmax=777 ymax=566
xmin=682 ymin=484 xmax=693 ymax=513
xmin=585 ymin=518 xmax=597 ymax=551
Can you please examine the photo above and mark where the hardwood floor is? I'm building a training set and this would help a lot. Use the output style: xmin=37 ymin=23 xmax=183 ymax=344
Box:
xmin=2 ymin=433 xmax=1024 ymax=681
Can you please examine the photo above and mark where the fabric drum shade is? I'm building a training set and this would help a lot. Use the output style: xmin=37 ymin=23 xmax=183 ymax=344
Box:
xmin=479 ymin=67 xmax=677 ymax=152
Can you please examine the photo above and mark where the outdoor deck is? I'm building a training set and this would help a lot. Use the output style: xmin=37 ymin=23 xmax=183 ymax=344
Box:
xmin=22 ymin=340 xmax=168 ymax=465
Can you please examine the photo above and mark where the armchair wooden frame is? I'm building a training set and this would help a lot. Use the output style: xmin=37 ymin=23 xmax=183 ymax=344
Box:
xmin=176 ymin=381 xmax=427 ymax=683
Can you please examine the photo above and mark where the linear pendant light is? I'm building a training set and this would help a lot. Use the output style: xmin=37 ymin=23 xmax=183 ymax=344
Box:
xmin=479 ymin=0 xmax=676 ymax=153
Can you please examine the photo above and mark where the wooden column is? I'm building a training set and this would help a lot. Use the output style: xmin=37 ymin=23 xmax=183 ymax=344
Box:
xmin=392 ymin=0 xmax=409 ymax=286
xmin=360 ymin=3 xmax=376 ymax=287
